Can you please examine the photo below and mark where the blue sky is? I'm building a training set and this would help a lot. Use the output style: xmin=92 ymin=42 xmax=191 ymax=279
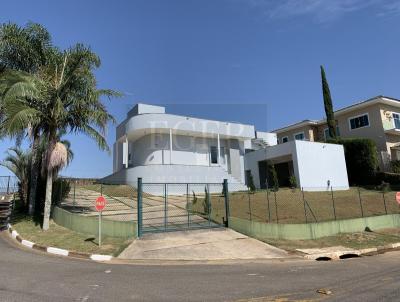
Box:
xmin=1 ymin=0 xmax=400 ymax=177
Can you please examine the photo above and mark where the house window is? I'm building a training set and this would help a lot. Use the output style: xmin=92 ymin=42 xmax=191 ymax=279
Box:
xmin=281 ymin=136 xmax=288 ymax=143
xmin=294 ymin=132 xmax=305 ymax=140
xmin=220 ymin=147 xmax=225 ymax=164
xmin=349 ymin=114 xmax=369 ymax=130
xmin=393 ymin=113 xmax=400 ymax=129
xmin=324 ymin=126 xmax=341 ymax=140
xmin=210 ymin=146 xmax=218 ymax=164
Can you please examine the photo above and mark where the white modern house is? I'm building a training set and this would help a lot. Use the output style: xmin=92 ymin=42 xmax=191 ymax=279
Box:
xmin=102 ymin=104 xmax=253 ymax=190
xmin=102 ymin=103 xmax=349 ymax=191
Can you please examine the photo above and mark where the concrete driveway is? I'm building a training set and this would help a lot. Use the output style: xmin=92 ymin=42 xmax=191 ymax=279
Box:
xmin=118 ymin=228 xmax=288 ymax=260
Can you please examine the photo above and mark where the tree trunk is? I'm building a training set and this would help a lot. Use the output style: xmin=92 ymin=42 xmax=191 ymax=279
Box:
xmin=42 ymin=169 xmax=53 ymax=230
xmin=42 ymin=131 xmax=56 ymax=231
xmin=28 ymin=132 xmax=40 ymax=215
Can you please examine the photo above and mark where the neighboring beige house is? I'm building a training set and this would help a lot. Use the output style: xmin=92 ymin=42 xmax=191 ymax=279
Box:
xmin=273 ymin=96 xmax=400 ymax=171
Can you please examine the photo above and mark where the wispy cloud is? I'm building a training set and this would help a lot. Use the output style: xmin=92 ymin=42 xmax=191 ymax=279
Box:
xmin=237 ymin=0 xmax=400 ymax=23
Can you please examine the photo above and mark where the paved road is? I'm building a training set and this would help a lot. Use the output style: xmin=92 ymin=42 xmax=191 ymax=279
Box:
xmin=1 ymin=231 xmax=400 ymax=301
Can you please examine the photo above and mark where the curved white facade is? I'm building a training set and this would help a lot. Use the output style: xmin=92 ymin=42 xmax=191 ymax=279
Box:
xmin=106 ymin=104 xmax=253 ymax=189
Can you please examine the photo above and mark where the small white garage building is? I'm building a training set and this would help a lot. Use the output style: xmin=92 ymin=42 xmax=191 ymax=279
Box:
xmin=244 ymin=140 xmax=349 ymax=191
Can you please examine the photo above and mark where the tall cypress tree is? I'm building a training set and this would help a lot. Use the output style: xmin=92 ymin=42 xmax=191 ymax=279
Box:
xmin=320 ymin=65 xmax=337 ymax=139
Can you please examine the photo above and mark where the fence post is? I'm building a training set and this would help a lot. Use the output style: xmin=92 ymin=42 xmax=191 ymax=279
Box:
xmin=206 ymin=184 xmax=211 ymax=227
xmin=266 ymin=190 xmax=271 ymax=222
xmin=274 ymin=191 xmax=279 ymax=223
xmin=247 ymin=189 xmax=252 ymax=221
xmin=358 ymin=187 xmax=364 ymax=217
xmin=382 ymin=191 xmax=388 ymax=215
xmin=187 ymin=183 xmax=190 ymax=228
xmin=164 ymin=183 xmax=168 ymax=231
xmin=6 ymin=176 xmax=10 ymax=194
xmin=331 ymin=187 xmax=337 ymax=220
xmin=59 ymin=180 xmax=63 ymax=205
xmin=302 ymin=187 xmax=308 ymax=223
xmin=223 ymin=179 xmax=230 ymax=227
xmin=73 ymin=181 xmax=76 ymax=210
xmin=137 ymin=178 xmax=143 ymax=237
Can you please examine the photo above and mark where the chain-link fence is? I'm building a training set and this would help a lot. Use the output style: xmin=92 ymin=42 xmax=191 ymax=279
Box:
xmin=0 ymin=176 xmax=18 ymax=196
xmin=54 ymin=177 xmax=400 ymax=234
xmin=228 ymin=184 xmax=400 ymax=224
xmin=0 ymin=176 xmax=17 ymax=229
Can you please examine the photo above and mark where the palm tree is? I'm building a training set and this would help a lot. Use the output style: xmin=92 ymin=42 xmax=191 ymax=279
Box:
xmin=0 ymin=148 xmax=31 ymax=208
xmin=0 ymin=44 xmax=119 ymax=230
xmin=0 ymin=22 xmax=54 ymax=215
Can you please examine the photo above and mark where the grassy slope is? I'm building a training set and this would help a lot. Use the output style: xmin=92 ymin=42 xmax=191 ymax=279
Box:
xmin=11 ymin=215 xmax=132 ymax=256
xmin=261 ymin=228 xmax=400 ymax=252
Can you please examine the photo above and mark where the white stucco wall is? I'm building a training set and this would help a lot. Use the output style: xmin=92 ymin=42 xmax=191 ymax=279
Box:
xmin=294 ymin=141 xmax=349 ymax=191
xmin=256 ymin=131 xmax=278 ymax=146
xmin=244 ymin=141 xmax=349 ymax=191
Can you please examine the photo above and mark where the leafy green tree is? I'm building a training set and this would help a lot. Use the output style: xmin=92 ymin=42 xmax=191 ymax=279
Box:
xmin=320 ymin=65 xmax=337 ymax=139
xmin=0 ymin=148 xmax=31 ymax=208
xmin=0 ymin=42 xmax=119 ymax=230
xmin=0 ymin=22 xmax=54 ymax=215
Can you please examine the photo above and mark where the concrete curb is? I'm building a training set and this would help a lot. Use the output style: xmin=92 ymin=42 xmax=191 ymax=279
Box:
xmin=302 ymin=244 xmax=400 ymax=260
xmin=6 ymin=224 xmax=113 ymax=262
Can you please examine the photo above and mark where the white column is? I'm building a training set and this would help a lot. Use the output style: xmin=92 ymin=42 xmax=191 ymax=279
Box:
xmin=123 ymin=137 xmax=128 ymax=168
xmin=169 ymin=128 xmax=173 ymax=164
xmin=217 ymin=133 xmax=221 ymax=165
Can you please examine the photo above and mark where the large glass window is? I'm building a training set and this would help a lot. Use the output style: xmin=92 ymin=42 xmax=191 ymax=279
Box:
xmin=294 ymin=132 xmax=305 ymax=140
xmin=349 ymin=114 xmax=369 ymax=130
xmin=210 ymin=146 xmax=218 ymax=164
xmin=393 ymin=113 xmax=400 ymax=129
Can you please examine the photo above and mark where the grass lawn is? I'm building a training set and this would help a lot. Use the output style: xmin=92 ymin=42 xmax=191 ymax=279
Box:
xmin=11 ymin=215 xmax=132 ymax=256
xmin=260 ymin=228 xmax=400 ymax=253
xmin=228 ymin=187 xmax=400 ymax=224
xmin=81 ymin=184 xmax=136 ymax=199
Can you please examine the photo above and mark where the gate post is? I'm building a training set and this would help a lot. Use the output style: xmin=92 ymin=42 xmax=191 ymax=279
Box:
xmin=6 ymin=176 xmax=10 ymax=194
xmin=223 ymin=179 xmax=230 ymax=227
xmin=137 ymin=178 xmax=143 ymax=237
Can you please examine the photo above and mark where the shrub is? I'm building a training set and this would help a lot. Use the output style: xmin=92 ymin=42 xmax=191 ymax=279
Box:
xmin=51 ymin=178 xmax=71 ymax=205
xmin=247 ymin=172 xmax=256 ymax=192
xmin=268 ymin=164 xmax=279 ymax=191
xmin=391 ymin=160 xmax=400 ymax=173
xmin=328 ymin=138 xmax=378 ymax=185
xmin=375 ymin=172 xmax=400 ymax=187
xmin=289 ymin=175 xmax=298 ymax=189
xmin=204 ymin=187 xmax=210 ymax=214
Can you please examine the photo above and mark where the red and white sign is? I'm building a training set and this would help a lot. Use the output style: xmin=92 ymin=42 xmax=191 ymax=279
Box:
xmin=95 ymin=196 xmax=106 ymax=212
xmin=396 ymin=192 xmax=400 ymax=205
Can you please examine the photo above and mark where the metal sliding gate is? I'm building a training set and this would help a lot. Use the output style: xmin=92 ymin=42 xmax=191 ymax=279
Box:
xmin=137 ymin=178 xmax=230 ymax=236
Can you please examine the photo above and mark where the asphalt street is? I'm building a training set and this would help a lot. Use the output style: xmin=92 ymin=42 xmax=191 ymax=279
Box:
xmin=1 ymin=231 xmax=400 ymax=302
